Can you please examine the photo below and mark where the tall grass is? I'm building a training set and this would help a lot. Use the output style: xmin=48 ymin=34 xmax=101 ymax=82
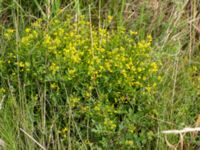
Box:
xmin=0 ymin=0 xmax=200 ymax=149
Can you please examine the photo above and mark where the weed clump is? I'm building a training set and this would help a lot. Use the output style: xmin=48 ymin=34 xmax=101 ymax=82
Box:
xmin=1 ymin=16 xmax=161 ymax=149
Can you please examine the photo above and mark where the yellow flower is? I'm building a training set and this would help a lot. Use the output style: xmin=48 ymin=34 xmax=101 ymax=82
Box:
xmin=31 ymin=18 xmax=42 ymax=28
xmin=58 ymin=28 xmax=65 ymax=35
xmin=25 ymin=28 xmax=31 ymax=33
xmin=146 ymin=86 xmax=152 ymax=93
xmin=107 ymin=15 xmax=113 ymax=23
xmin=125 ymin=140 xmax=133 ymax=146
xmin=137 ymin=67 xmax=142 ymax=72
xmin=94 ymin=104 xmax=101 ymax=112
xmin=69 ymin=96 xmax=80 ymax=108
xmin=54 ymin=38 xmax=61 ymax=46
xmin=68 ymin=68 xmax=76 ymax=76
xmin=50 ymin=83 xmax=59 ymax=91
xmin=49 ymin=63 xmax=59 ymax=75
xmin=4 ymin=28 xmax=15 ymax=39
xmin=147 ymin=34 xmax=152 ymax=42
xmin=99 ymin=28 xmax=107 ymax=35
xmin=44 ymin=34 xmax=51 ymax=45
xmin=104 ymin=61 xmax=112 ymax=72
xmin=104 ymin=119 xmax=116 ymax=130
xmin=62 ymin=127 xmax=68 ymax=133
xmin=138 ymin=40 xmax=150 ymax=49
xmin=7 ymin=28 xmax=15 ymax=33
xmin=16 ymin=61 xmax=30 ymax=72
xmin=121 ymin=69 xmax=127 ymax=78
xmin=150 ymin=62 xmax=158 ymax=73
xmin=71 ymin=54 xmax=81 ymax=63
xmin=143 ymin=76 xmax=147 ymax=81
xmin=129 ymin=30 xmax=138 ymax=35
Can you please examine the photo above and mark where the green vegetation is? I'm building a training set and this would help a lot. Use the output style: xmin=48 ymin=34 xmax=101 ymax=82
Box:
xmin=0 ymin=0 xmax=199 ymax=149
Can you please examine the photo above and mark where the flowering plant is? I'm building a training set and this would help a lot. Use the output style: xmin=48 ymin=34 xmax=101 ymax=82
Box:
xmin=1 ymin=16 xmax=161 ymax=149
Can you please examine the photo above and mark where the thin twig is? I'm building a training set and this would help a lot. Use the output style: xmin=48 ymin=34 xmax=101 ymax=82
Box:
xmin=162 ymin=127 xmax=200 ymax=150
xmin=162 ymin=127 xmax=200 ymax=134
xmin=20 ymin=128 xmax=47 ymax=150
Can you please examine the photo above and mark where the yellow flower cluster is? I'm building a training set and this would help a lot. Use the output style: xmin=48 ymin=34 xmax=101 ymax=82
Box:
xmin=104 ymin=118 xmax=116 ymax=130
xmin=69 ymin=96 xmax=80 ymax=108
xmin=49 ymin=62 xmax=59 ymax=75
xmin=16 ymin=61 xmax=30 ymax=72
xmin=5 ymin=17 xmax=160 ymax=103
xmin=21 ymin=28 xmax=38 ymax=46
xmin=4 ymin=28 xmax=15 ymax=39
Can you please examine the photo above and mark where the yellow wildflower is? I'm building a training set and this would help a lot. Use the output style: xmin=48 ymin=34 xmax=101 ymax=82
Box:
xmin=107 ymin=15 xmax=113 ymax=23
xmin=49 ymin=63 xmax=59 ymax=75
